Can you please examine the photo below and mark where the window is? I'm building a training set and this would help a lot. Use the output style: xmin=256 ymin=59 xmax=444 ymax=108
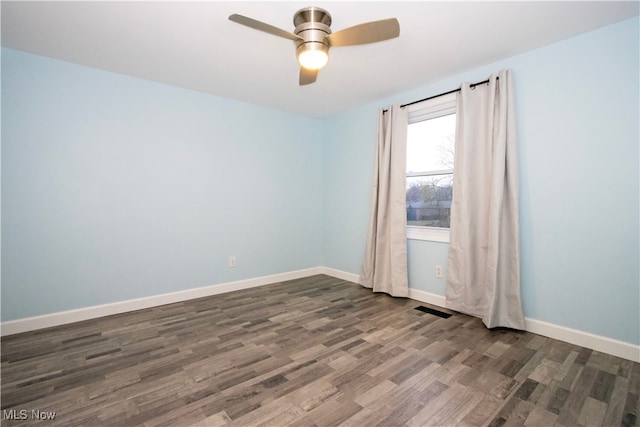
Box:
xmin=406 ymin=93 xmax=457 ymax=242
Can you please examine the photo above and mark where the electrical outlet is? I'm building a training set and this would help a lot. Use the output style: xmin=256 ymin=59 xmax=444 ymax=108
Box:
xmin=435 ymin=265 xmax=443 ymax=278
xmin=229 ymin=256 xmax=237 ymax=268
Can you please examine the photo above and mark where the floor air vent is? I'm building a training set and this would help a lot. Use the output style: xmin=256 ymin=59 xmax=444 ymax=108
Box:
xmin=414 ymin=306 xmax=452 ymax=318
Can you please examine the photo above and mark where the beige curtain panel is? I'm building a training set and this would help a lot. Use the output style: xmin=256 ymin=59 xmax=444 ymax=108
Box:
xmin=360 ymin=105 xmax=409 ymax=297
xmin=446 ymin=70 xmax=526 ymax=330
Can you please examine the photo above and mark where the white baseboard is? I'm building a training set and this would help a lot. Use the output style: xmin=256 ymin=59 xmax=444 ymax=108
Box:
xmin=0 ymin=267 xmax=324 ymax=337
xmin=408 ymin=288 xmax=447 ymax=308
xmin=322 ymin=269 xmax=640 ymax=363
xmin=320 ymin=267 xmax=361 ymax=284
xmin=405 ymin=287 xmax=639 ymax=362
xmin=3 ymin=266 xmax=638 ymax=363
xmin=524 ymin=318 xmax=640 ymax=363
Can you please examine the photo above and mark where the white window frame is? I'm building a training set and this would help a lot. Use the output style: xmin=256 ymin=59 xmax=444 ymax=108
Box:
xmin=406 ymin=92 xmax=457 ymax=243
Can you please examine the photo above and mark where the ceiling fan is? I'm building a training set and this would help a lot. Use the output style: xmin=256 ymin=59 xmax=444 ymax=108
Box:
xmin=228 ymin=7 xmax=400 ymax=86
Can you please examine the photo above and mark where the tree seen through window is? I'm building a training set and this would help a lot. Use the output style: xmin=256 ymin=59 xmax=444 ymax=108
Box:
xmin=406 ymin=114 xmax=455 ymax=228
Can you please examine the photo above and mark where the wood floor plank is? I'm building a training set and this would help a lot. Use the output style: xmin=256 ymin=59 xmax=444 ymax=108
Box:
xmin=524 ymin=405 xmax=558 ymax=426
xmin=577 ymin=396 xmax=608 ymax=426
xmin=2 ymin=274 xmax=638 ymax=426
xmin=459 ymin=394 xmax=503 ymax=427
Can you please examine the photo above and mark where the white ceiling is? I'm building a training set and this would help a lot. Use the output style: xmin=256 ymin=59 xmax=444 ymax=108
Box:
xmin=2 ymin=1 xmax=638 ymax=118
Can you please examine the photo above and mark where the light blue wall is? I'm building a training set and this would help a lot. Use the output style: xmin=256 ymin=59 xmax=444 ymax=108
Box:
xmin=1 ymin=48 xmax=324 ymax=320
xmin=323 ymin=17 xmax=639 ymax=345
xmin=322 ymin=107 xmax=377 ymax=274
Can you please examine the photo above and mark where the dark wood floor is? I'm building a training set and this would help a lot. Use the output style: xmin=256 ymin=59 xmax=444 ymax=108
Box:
xmin=1 ymin=275 xmax=638 ymax=426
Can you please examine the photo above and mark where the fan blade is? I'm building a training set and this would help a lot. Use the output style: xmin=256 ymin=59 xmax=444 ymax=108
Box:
xmin=299 ymin=68 xmax=318 ymax=86
xmin=229 ymin=14 xmax=303 ymax=41
xmin=327 ymin=18 xmax=400 ymax=47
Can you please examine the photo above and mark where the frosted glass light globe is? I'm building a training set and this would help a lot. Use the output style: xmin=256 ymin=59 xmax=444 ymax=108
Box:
xmin=297 ymin=43 xmax=329 ymax=70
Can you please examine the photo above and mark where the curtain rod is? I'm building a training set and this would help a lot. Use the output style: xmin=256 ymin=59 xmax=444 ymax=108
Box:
xmin=384 ymin=77 xmax=495 ymax=112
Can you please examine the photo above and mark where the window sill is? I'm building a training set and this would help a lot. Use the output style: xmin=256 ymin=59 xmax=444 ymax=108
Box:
xmin=407 ymin=226 xmax=450 ymax=243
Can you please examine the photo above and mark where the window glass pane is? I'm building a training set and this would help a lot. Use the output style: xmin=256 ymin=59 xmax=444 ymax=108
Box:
xmin=406 ymin=175 xmax=453 ymax=228
xmin=406 ymin=114 xmax=456 ymax=173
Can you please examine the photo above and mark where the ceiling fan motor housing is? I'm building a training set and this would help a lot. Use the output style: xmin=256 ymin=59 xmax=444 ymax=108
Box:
xmin=293 ymin=7 xmax=332 ymax=61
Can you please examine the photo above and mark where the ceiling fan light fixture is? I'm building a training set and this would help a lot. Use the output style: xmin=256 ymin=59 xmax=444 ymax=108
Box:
xmin=229 ymin=7 xmax=400 ymax=85
xmin=297 ymin=42 xmax=329 ymax=70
